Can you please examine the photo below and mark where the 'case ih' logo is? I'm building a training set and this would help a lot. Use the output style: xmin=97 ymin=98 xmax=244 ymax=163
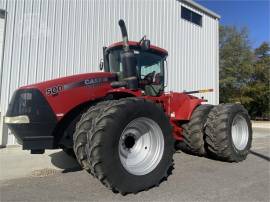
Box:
xmin=84 ymin=77 xmax=109 ymax=86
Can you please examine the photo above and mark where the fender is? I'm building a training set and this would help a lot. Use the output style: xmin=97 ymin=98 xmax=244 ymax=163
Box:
xmin=168 ymin=92 xmax=203 ymax=121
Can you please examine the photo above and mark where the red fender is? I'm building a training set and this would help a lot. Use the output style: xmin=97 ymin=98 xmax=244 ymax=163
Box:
xmin=166 ymin=93 xmax=203 ymax=141
xmin=167 ymin=92 xmax=203 ymax=121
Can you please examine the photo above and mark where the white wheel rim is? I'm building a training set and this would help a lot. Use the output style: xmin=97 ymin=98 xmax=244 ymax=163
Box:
xmin=118 ymin=117 xmax=164 ymax=176
xmin=231 ymin=114 xmax=249 ymax=150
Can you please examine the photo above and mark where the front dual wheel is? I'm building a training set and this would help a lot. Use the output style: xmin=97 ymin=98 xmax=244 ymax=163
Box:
xmin=81 ymin=98 xmax=174 ymax=194
xmin=118 ymin=117 xmax=165 ymax=176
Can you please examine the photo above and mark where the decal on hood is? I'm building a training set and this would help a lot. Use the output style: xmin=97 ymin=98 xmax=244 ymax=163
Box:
xmin=46 ymin=76 xmax=114 ymax=96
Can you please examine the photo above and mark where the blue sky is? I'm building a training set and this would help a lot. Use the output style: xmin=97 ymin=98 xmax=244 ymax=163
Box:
xmin=196 ymin=0 xmax=270 ymax=49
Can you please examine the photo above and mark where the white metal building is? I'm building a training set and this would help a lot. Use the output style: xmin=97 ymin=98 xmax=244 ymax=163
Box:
xmin=0 ymin=0 xmax=220 ymax=146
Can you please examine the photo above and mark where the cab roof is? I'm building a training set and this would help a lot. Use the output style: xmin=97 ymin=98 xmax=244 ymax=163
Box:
xmin=107 ymin=41 xmax=168 ymax=56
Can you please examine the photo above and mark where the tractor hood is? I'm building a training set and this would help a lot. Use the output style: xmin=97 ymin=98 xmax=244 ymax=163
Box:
xmin=5 ymin=71 xmax=116 ymax=149
xmin=11 ymin=72 xmax=116 ymax=121
xmin=19 ymin=72 xmax=115 ymax=93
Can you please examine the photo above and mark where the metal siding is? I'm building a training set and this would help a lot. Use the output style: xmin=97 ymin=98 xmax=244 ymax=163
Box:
xmin=0 ymin=12 xmax=6 ymax=94
xmin=0 ymin=0 xmax=6 ymax=10
xmin=0 ymin=0 xmax=219 ymax=145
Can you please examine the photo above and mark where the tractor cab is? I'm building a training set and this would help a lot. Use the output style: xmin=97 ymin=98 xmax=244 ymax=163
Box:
xmin=103 ymin=37 xmax=168 ymax=96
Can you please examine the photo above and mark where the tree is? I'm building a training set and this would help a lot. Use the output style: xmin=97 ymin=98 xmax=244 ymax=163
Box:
xmin=255 ymin=42 xmax=270 ymax=58
xmin=219 ymin=25 xmax=270 ymax=119
xmin=244 ymin=42 xmax=270 ymax=118
xmin=219 ymin=25 xmax=253 ymax=105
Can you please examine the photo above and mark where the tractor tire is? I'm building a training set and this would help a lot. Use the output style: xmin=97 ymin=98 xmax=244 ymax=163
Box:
xmin=73 ymin=100 xmax=116 ymax=172
xmin=178 ymin=104 xmax=213 ymax=156
xmin=85 ymin=98 xmax=174 ymax=194
xmin=205 ymin=104 xmax=252 ymax=162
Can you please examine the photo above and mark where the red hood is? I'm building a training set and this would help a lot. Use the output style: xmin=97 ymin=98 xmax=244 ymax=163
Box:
xmin=19 ymin=72 xmax=114 ymax=91
xmin=18 ymin=71 xmax=115 ymax=120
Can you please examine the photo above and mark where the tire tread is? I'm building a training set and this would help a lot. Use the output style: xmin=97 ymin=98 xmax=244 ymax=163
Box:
xmin=205 ymin=103 xmax=251 ymax=162
xmin=86 ymin=98 xmax=174 ymax=194
xmin=180 ymin=104 xmax=213 ymax=156
xmin=73 ymin=100 xmax=117 ymax=172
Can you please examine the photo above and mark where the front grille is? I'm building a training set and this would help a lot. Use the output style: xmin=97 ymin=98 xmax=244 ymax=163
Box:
xmin=6 ymin=89 xmax=56 ymax=123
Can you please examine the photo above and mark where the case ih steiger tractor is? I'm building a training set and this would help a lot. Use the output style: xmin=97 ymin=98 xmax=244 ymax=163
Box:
xmin=5 ymin=20 xmax=252 ymax=194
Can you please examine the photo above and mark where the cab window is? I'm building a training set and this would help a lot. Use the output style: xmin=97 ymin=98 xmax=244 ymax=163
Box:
xmin=107 ymin=49 xmax=165 ymax=96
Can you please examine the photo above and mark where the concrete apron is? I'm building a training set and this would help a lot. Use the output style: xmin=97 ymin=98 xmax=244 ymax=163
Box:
xmin=0 ymin=123 xmax=269 ymax=181
xmin=0 ymin=147 xmax=79 ymax=181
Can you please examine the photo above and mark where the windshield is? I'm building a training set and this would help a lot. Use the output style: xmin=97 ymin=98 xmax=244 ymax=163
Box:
xmin=108 ymin=50 xmax=164 ymax=81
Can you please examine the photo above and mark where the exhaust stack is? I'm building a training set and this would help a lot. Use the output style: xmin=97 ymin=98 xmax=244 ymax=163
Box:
xmin=118 ymin=19 xmax=129 ymax=52
xmin=118 ymin=19 xmax=138 ymax=90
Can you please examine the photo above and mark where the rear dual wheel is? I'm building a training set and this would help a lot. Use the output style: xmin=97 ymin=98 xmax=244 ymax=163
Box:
xmin=177 ymin=103 xmax=252 ymax=162
xmin=83 ymin=98 xmax=174 ymax=194
xmin=205 ymin=104 xmax=252 ymax=162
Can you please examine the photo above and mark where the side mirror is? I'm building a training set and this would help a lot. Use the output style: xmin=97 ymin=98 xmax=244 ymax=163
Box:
xmin=99 ymin=59 xmax=104 ymax=71
xmin=140 ymin=39 xmax=151 ymax=50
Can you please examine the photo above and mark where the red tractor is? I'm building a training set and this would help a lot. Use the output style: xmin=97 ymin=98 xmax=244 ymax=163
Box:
xmin=5 ymin=20 xmax=252 ymax=194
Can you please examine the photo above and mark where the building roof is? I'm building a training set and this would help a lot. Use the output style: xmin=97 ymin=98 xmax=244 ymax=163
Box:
xmin=181 ymin=0 xmax=221 ymax=19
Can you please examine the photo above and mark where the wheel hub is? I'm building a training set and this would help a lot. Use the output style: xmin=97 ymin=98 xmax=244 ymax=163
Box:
xmin=118 ymin=117 xmax=164 ymax=176
xmin=231 ymin=115 xmax=249 ymax=150
xmin=123 ymin=135 xmax=136 ymax=149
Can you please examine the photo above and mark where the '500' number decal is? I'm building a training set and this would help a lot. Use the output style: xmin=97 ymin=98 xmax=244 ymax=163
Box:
xmin=46 ymin=85 xmax=63 ymax=96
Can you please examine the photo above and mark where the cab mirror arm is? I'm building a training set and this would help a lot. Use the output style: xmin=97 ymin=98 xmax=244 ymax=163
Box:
xmin=99 ymin=59 xmax=104 ymax=71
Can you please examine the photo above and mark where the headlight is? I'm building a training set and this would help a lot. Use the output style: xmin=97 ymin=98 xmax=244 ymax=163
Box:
xmin=5 ymin=115 xmax=30 ymax=124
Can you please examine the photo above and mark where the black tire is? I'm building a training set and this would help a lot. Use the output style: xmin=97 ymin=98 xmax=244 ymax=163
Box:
xmin=205 ymin=104 xmax=252 ymax=162
xmin=85 ymin=98 xmax=174 ymax=194
xmin=73 ymin=100 xmax=116 ymax=171
xmin=178 ymin=104 xmax=213 ymax=156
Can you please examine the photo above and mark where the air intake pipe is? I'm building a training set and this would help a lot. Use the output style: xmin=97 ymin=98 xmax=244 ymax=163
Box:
xmin=118 ymin=19 xmax=138 ymax=90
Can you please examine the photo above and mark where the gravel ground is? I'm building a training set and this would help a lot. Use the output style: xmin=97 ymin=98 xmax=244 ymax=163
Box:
xmin=0 ymin=127 xmax=269 ymax=202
